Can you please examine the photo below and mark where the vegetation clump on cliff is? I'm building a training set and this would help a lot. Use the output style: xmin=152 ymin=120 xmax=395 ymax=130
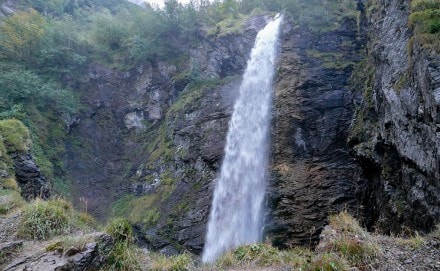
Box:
xmin=410 ymin=0 xmax=440 ymax=51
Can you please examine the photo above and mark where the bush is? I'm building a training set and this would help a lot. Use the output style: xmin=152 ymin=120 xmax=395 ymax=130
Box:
xmin=409 ymin=0 xmax=440 ymax=51
xmin=103 ymin=218 xmax=141 ymax=271
xmin=328 ymin=211 xmax=364 ymax=235
xmin=0 ymin=119 xmax=31 ymax=153
xmin=18 ymin=198 xmax=72 ymax=240
xmin=106 ymin=218 xmax=133 ymax=242
xmin=324 ymin=212 xmax=380 ymax=267
xmin=0 ymin=9 xmax=46 ymax=62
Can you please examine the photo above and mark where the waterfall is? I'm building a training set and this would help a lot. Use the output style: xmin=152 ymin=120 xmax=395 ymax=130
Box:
xmin=202 ymin=15 xmax=283 ymax=263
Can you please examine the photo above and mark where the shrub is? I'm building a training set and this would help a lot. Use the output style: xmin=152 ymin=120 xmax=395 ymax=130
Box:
xmin=333 ymin=237 xmax=379 ymax=265
xmin=106 ymin=218 xmax=133 ymax=242
xmin=0 ymin=119 xmax=31 ymax=153
xmin=324 ymin=212 xmax=380 ymax=267
xmin=328 ymin=211 xmax=364 ymax=235
xmin=103 ymin=218 xmax=141 ymax=271
xmin=0 ymin=9 xmax=46 ymax=62
xmin=18 ymin=198 xmax=72 ymax=240
xmin=101 ymin=241 xmax=141 ymax=271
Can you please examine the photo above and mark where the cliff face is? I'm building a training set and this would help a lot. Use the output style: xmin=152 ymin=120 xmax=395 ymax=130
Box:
xmin=266 ymin=16 xmax=363 ymax=247
xmin=56 ymin=0 xmax=439 ymax=254
xmin=65 ymin=16 xmax=269 ymax=252
xmin=350 ymin=0 xmax=440 ymax=233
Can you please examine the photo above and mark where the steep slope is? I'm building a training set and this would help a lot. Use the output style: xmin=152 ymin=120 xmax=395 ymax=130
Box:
xmin=350 ymin=0 xmax=440 ymax=233
xmin=66 ymin=16 xmax=270 ymax=253
xmin=266 ymin=14 xmax=363 ymax=247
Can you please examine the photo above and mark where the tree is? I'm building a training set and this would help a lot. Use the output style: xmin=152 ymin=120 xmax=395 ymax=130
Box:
xmin=0 ymin=9 xmax=46 ymax=62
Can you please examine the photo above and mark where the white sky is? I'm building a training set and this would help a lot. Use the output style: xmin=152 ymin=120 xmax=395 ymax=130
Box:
xmin=127 ymin=0 xmax=192 ymax=8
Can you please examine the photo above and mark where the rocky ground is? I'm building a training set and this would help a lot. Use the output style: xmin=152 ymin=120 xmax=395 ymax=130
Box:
xmin=1 ymin=202 xmax=439 ymax=271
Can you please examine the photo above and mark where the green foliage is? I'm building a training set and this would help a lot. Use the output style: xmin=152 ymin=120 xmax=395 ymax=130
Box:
xmin=322 ymin=212 xmax=380 ymax=267
xmin=0 ymin=119 xmax=31 ymax=153
xmin=38 ymin=18 xmax=89 ymax=77
xmin=112 ymin=193 xmax=161 ymax=227
xmin=0 ymin=62 xmax=78 ymax=115
xmin=148 ymin=252 xmax=194 ymax=271
xmin=411 ymin=0 xmax=440 ymax=12
xmin=18 ymin=198 xmax=72 ymax=240
xmin=215 ymin=243 xmax=312 ymax=269
xmin=0 ymin=9 xmax=46 ymax=62
xmin=103 ymin=218 xmax=141 ymax=271
xmin=106 ymin=218 xmax=133 ymax=242
xmin=409 ymin=0 xmax=440 ymax=51
xmin=0 ymin=189 xmax=25 ymax=215
xmin=309 ymin=253 xmax=349 ymax=271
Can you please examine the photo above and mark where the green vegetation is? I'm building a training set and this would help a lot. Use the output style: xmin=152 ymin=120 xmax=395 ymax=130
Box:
xmin=0 ymin=189 xmax=25 ymax=215
xmin=308 ymin=253 xmax=349 ymax=271
xmin=409 ymin=0 xmax=440 ymax=51
xmin=0 ymin=119 xmax=30 ymax=153
xmin=148 ymin=252 xmax=194 ymax=271
xmin=215 ymin=243 xmax=312 ymax=269
xmin=112 ymin=194 xmax=161 ymax=227
xmin=321 ymin=212 xmax=380 ymax=267
xmin=18 ymin=198 xmax=73 ymax=240
xmin=306 ymin=50 xmax=356 ymax=70
xmin=102 ymin=218 xmax=141 ymax=271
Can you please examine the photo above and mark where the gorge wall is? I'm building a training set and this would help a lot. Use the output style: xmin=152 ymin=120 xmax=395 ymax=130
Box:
xmin=8 ymin=0 xmax=437 ymax=255
xmin=349 ymin=0 xmax=440 ymax=233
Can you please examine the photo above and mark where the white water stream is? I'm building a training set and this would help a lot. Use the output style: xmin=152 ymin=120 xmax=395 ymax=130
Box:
xmin=202 ymin=15 xmax=283 ymax=263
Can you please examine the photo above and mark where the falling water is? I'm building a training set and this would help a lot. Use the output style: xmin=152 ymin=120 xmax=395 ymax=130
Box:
xmin=202 ymin=15 xmax=283 ymax=263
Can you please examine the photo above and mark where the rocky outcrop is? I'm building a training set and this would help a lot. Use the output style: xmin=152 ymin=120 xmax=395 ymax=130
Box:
xmin=2 ymin=232 xmax=113 ymax=271
xmin=0 ymin=0 xmax=20 ymax=18
xmin=132 ymin=18 xmax=270 ymax=254
xmin=64 ymin=15 xmax=269 ymax=250
xmin=266 ymin=15 xmax=363 ymax=248
xmin=12 ymin=153 xmax=50 ymax=200
xmin=349 ymin=0 xmax=440 ymax=233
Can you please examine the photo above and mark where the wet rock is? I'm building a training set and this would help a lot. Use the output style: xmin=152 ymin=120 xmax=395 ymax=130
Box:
xmin=350 ymin=0 xmax=440 ymax=233
xmin=12 ymin=153 xmax=49 ymax=201
xmin=266 ymin=16 xmax=362 ymax=247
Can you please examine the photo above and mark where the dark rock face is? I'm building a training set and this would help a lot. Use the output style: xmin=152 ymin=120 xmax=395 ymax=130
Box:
xmin=266 ymin=17 xmax=363 ymax=247
xmin=136 ymin=79 xmax=241 ymax=254
xmin=350 ymin=0 xmax=440 ymax=233
xmin=12 ymin=153 xmax=50 ymax=200
xmin=65 ymin=61 xmax=176 ymax=220
xmin=65 ymin=16 xmax=269 ymax=250
xmin=133 ymin=21 xmax=269 ymax=253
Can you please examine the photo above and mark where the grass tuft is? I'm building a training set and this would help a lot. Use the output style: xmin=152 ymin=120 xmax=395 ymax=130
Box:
xmin=17 ymin=198 xmax=72 ymax=240
xmin=322 ymin=212 xmax=380 ymax=267
xmin=215 ymin=243 xmax=312 ymax=269
xmin=309 ymin=253 xmax=349 ymax=271
xmin=328 ymin=211 xmax=364 ymax=235
xmin=102 ymin=218 xmax=141 ymax=271
xmin=0 ymin=119 xmax=31 ymax=153
xmin=106 ymin=218 xmax=133 ymax=242
xmin=148 ymin=252 xmax=194 ymax=271
xmin=0 ymin=189 xmax=25 ymax=215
